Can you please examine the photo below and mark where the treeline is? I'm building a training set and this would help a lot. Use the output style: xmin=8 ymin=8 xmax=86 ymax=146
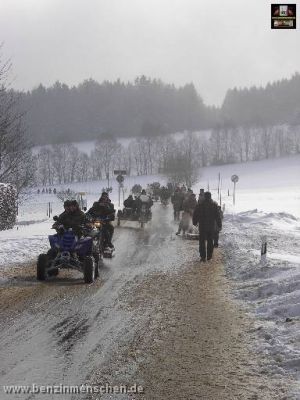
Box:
xmin=34 ymin=127 xmax=300 ymax=187
xmin=16 ymin=73 xmax=300 ymax=146
xmin=222 ymin=73 xmax=300 ymax=127
xmin=17 ymin=76 xmax=216 ymax=145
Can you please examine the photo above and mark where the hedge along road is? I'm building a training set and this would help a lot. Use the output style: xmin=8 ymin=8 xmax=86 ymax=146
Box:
xmin=0 ymin=204 xmax=293 ymax=400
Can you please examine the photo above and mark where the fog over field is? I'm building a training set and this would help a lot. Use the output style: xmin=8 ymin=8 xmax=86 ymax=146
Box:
xmin=0 ymin=0 xmax=299 ymax=106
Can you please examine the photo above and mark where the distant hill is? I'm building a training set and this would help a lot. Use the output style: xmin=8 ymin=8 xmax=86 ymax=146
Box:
xmin=17 ymin=76 xmax=217 ymax=145
xmin=16 ymin=73 xmax=300 ymax=146
xmin=221 ymin=72 xmax=300 ymax=127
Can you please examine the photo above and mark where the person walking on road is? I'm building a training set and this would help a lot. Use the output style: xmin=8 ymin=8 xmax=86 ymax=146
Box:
xmin=214 ymin=205 xmax=224 ymax=248
xmin=192 ymin=192 xmax=222 ymax=262
xmin=198 ymin=188 xmax=205 ymax=204
xmin=171 ymin=187 xmax=184 ymax=221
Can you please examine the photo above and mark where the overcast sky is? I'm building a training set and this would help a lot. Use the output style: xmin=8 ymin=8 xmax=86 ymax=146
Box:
xmin=0 ymin=0 xmax=299 ymax=106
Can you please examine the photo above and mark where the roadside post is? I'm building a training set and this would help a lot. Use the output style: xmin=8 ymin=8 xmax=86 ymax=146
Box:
xmin=47 ymin=202 xmax=52 ymax=218
xmin=261 ymin=235 xmax=267 ymax=264
xmin=231 ymin=174 xmax=239 ymax=206
xmin=114 ymin=170 xmax=127 ymax=207
xmin=106 ymin=172 xmax=110 ymax=191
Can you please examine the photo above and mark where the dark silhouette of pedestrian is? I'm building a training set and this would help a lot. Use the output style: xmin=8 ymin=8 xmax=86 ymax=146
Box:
xmin=193 ymin=192 xmax=222 ymax=262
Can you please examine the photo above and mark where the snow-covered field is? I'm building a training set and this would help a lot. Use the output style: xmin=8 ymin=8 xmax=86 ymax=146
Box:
xmin=0 ymin=153 xmax=300 ymax=392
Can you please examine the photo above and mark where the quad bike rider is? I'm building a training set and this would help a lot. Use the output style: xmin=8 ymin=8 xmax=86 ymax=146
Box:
xmin=86 ymin=192 xmax=116 ymax=251
xmin=124 ymin=194 xmax=136 ymax=209
xmin=136 ymin=190 xmax=153 ymax=215
xmin=54 ymin=199 xmax=87 ymax=237
xmin=122 ymin=194 xmax=138 ymax=217
xmin=37 ymin=199 xmax=96 ymax=283
xmin=135 ymin=189 xmax=153 ymax=227
xmin=49 ymin=199 xmax=88 ymax=258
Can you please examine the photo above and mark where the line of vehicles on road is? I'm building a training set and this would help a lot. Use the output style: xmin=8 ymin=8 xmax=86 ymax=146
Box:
xmin=37 ymin=189 xmax=153 ymax=284
xmin=36 ymin=182 xmax=208 ymax=285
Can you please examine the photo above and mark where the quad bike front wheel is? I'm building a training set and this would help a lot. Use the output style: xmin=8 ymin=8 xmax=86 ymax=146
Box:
xmin=37 ymin=254 xmax=48 ymax=281
xmin=46 ymin=249 xmax=59 ymax=277
xmin=83 ymin=256 xmax=95 ymax=283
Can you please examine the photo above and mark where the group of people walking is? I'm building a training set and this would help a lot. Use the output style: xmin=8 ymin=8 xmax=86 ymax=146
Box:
xmin=171 ymin=186 xmax=223 ymax=262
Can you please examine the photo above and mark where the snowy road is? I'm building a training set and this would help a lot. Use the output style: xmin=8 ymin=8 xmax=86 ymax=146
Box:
xmin=0 ymin=204 xmax=190 ymax=399
xmin=0 ymin=204 xmax=297 ymax=399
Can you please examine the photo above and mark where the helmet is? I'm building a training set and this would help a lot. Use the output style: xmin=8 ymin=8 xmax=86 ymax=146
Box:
xmin=204 ymin=191 xmax=211 ymax=200
xmin=70 ymin=199 xmax=79 ymax=207
xmin=100 ymin=192 xmax=110 ymax=203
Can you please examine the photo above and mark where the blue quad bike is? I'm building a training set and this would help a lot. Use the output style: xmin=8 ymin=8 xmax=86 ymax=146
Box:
xmin=37 ymin=217 xmax=114 ymax=283
xmin=37 ymin=226 xmax=96 ymax=284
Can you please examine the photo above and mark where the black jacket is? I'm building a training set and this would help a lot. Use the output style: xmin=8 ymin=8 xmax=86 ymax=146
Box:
xmin=86 ymin=200 xmax=115 ymax=221
xmin=124 ymin=197 xmax=135 ymax=208
xmin=193 ymin=199 xmax=222 ymax=233
xmin=171 ymin=191 xmax=184 ymax=211
xmin=57 ymin=209 xmax=87 ymax=236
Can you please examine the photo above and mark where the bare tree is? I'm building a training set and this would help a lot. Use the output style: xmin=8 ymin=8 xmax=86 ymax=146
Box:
xmin=163 ymin=133 xmax=201 ymax=187
xmin=0 ymin=46 xmax=34 ymax=196
xmin=94 ymin=132 xmax=120 ymax=178
xmin=36 ymin=147 xmax=54 ymax=185
xmin=51 ymin=144 xmax=69 ymax=184
xmin=209 ymin=126 xmax=222 ymax=164
xmin=154 ymin=134 xmax=177 ymax=173
xmin=75 ymin=153 xmax=89 ymax=182
xmin=68 ymin=145 xmax=81 ymax=183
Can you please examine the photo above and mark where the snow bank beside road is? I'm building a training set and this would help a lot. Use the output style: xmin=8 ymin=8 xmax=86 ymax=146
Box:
xmin=223 ymin=209 xmax=300 ymax=391
xmin=0 ymin=220 xmax=51 ymax=269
